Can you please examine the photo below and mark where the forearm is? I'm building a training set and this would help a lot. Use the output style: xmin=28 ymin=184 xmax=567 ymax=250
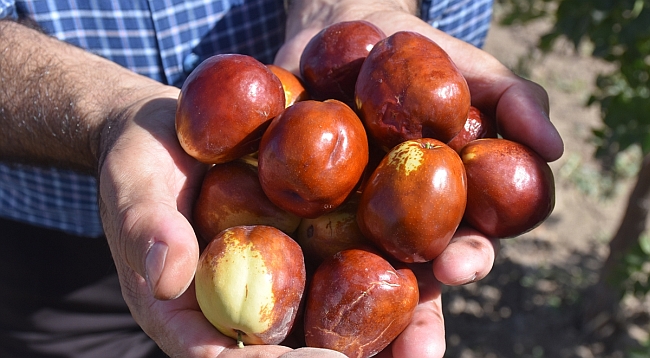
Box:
xmin=0 ymin=19 xmax=169 ymax=173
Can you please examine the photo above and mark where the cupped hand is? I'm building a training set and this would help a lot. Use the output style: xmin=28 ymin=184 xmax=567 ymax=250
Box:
xmin=96 ymin=85 xmax=343 ymax=358
xmin=274 ymin=3 xmax=560 ymax=357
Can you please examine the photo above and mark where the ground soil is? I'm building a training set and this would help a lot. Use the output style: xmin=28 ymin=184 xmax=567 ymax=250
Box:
xmin=442 ymin=8 xmax=650 ymax=358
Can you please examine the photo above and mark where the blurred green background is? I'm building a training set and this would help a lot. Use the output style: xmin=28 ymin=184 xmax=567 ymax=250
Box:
xmin=442 ymin=0 xmax=650 ymax=357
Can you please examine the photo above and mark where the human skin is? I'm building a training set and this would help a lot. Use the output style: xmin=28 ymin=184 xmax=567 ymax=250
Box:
xmin=0 ymin=1 xmax=563 ymax=357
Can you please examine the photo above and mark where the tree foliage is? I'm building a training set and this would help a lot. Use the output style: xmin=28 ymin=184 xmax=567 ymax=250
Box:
xmin=499 ymin=0 xmax=650 ymax=165
xmin=498 ymin=0 xmax=650 ymax=348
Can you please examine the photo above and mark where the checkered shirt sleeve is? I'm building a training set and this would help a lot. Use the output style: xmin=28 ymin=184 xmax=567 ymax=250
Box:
xmin=0 ymin=0 xmax=492 ymax=238
xmin=422 ymin=0 xmax=493 ymax=48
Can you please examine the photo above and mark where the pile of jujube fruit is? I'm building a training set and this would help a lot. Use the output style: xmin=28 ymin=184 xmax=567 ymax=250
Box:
xmin=175 ymin=20 xmax=555 ymax=358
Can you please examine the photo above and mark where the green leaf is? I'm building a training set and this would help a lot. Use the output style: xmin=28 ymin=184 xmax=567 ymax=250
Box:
xmin=640 ymin=232 xmax=650 ymax=255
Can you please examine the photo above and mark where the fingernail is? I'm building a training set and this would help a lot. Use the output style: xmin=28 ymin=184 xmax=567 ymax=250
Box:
xmin=463 ymin=272 xmax=478 ymax=285
xmin=145 ymin=241 xmax=168 ymax=294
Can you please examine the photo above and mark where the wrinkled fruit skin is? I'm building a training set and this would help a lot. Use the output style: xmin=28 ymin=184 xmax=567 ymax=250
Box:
xmin=295 ymin=192 xmax=370 ymax=269
xmin=357 ymin=138 xmax=467 ymax=263
xmin=176 ymin=54 xmax=285 ymax=164
xmin=355 ymin=31 xmax=470 ymax=150
xmin=447 ymin=106 xmax=498 ymax=153
xmin=461 ymin=138 xmax=555 ymax=238
xmin=258 ymin=99 xmax=369 ymax=219
xmin=300 ymin=20 xmax=386 ymax=108
xmin=195 ymin=225 xmax=306 ymax=345
xmin=267 ymin=64 xmax=310 ymax=107
xmin=193 ymin=159 xmax=301 ymax=242
xmin=304 ymin=248 xmax=419 ymax=358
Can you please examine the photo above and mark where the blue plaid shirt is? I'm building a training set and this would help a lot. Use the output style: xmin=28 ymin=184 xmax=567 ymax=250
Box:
xmin=0 ymin=0 xmax=493 ymax=238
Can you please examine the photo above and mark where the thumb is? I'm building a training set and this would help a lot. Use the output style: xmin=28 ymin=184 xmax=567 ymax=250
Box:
xmin=129 ymin=202 xmax=200 ymax=300
xmin=97 ymin=93 xmax=203 ymax=300
xmin=99 ymin=164 xmax=201 ymax=300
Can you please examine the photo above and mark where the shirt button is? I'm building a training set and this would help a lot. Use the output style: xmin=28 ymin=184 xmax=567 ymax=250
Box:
xmin=183 ymin=52 xmax=201 ymax=74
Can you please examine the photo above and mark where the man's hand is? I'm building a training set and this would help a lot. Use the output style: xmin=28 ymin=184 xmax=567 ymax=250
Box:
xmin=275 ymin=1 xmax=563 ymax=357
xmin=95 ymin=86 xmax=348 ymax=358
xmin=1 ymin=18 xmax=342 ymax=358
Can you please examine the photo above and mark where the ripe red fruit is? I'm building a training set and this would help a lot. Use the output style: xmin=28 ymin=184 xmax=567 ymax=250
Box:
xmin=258 ymin=99 xmax=369 ymax=219
xmin=176 ymin=54 xmax=285 ymax=164
xmin=447 ymin=106 xmax=498 ymax=152
xmin=461 ymin=138 xmax=555 ymax=238
xmin=355 ymin=31 xmax=471 ymax=150
xmin=300 ymin=20 xmax=386 ymax=108
xmin=357 ymin=138 xmax=467 ymax=263
xmin=192 ymin=158 xmax=301 ymax=242
xmin=304 ymin=248 xmax=418 ymax=358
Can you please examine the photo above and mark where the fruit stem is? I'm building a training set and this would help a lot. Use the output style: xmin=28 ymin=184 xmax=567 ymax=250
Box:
xmin=422 ymin=142 xmax=440 ymax=150
xmin=237 ymin=331 xmax=244 ymax=349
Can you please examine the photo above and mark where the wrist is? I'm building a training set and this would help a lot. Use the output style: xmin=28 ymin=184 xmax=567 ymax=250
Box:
xmin=285 ymin=0 xmax=418 ymax=39
xmin=95 ymin=84 xmax=180 ymax=177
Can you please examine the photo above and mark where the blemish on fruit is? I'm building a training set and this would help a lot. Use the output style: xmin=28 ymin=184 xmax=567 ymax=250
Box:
xmin=387 ymin=141 xmax=424 ymax=176
xmin=462 ymin=152 xmax=476 ymax=162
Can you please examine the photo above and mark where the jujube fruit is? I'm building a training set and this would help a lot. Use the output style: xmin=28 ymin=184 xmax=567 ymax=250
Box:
xmin=355 ymin=31 xmax=471 ymax=150
xmin=195 ymin=225 xmax=306 ymax=345
xmin=258 ymin=99 xmax=369 ymax=219
xmin=461 ymin=138 xmax=555 ymax=238
xmin=176 ymin=54 xmax=285 ymax=164
xmin=267 ymin=64 xmax=310 ymax=107
xmin=447 ymin=106 xmax=498 ymax=153
xmin=300 ymin=20 xmax=386 ymax=108
xmin=295 ymin=192 xmax=370 ymax=268
xmin=304 ymin=248 xmax=418 ymax=358
xmin=357 ymin=138 xmax=467 ymax=263
xmin=192 ymin=159 xmax=300 ymax=242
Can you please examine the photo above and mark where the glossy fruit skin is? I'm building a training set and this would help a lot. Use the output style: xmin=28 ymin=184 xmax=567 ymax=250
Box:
xmin=258 ymin=99 xmax=369 ymax=219
xmin=300 ymin=20 xmax=386 ymax=107
xmin=176 ymin=54 xmax=285 ymax=164
xmin=447 ymin=106 xmax=498 ymax=153
xmin=357 ymin=138 xmax=467 ymax=263
xmin=295 ymin=192 xmax=370 ymax=268
xmin=192 ymin=159 xmax=301 ymax=242
xmin=355 ymin=31 xmax=471 ymax=150
xmin=195 ymin=225 xmax=306 ymax=345
xmin=267 ymin=64 xmax=310 ymax=107
xmin=461 ymin=138 xmax=555 ymax=238
xmin=304 ymin=248 xmax=419 ymax=358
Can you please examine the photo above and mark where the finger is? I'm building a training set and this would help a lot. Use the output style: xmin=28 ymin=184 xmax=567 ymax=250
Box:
xmin=432 ymin=226 xmax=499 ymax=286
xmin=217 ymin=345 xmax=292 ymax=358
xmin=494 ymin=78 xmax=564 ymax=162
xmin=135 ymin=280 xmax=236 ymax=358
xmin=462 ymin=56 xmax=564 ymax=162
xmin=377 ymin=263 xmax=446 ymax=358
xmin=99 ymin=163 xmax=200 ymax=300
xmin=126 ymin=201 xmax=200 ymax=300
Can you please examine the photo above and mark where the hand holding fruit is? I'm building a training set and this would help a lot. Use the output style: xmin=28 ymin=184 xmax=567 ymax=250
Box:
xmin=97 ymin=2 xmax=563 ymax=358
xmin=270 ymin=5 xmax=561 ymax=357
xmin=97 ymin=86 xmax=345 ymax=358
